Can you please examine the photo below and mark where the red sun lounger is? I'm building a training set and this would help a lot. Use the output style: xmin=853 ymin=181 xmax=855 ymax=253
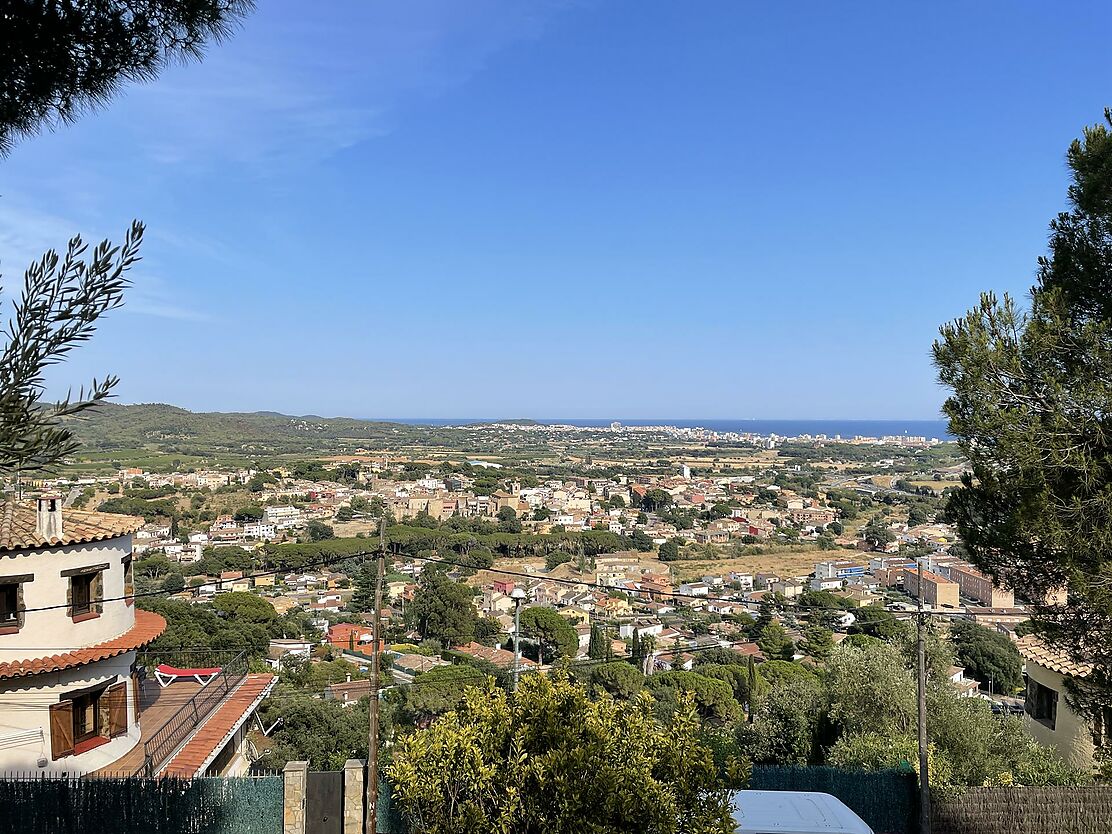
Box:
xmin=154 ymin=663 xmax=221 ymax=687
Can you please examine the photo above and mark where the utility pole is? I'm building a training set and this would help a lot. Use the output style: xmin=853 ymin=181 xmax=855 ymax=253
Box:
xmin=916 ymin=558 xmax=932 ymax=834
xmin=511 ymin=587 xmax=526 ymax=693
xmin=366 ymin=521 xmax=386 ymax=834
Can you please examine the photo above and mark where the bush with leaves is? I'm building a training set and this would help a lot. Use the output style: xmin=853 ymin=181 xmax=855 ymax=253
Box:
xmin=588 ymin=661 xmax=645 ymax=700
xmin=646 ymin=670 xmax=741 ymax=723
xmin=388 ymin=674 xmax=734 ymax=834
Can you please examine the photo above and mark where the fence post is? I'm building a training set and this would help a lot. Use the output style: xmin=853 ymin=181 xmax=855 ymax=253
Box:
xmin=283 ymin=761 xmax=309 ymax=834
xmin=343 ymin=759 xmax=366 ymax=834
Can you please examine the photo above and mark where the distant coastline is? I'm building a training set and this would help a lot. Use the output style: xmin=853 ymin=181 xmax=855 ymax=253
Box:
xmin=371 ymin=417 xmax=954 ymax=441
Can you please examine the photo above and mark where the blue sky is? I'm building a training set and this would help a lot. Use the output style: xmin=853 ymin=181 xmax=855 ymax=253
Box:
xmin=4 ymin=1 xmax=1111 ymax=419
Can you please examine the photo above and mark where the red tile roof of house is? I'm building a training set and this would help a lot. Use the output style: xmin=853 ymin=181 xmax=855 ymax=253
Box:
xmin=0 ymin=501 xmax=142 ymax=552
xmin=1017 ymin=635 xmax=1093 ymax=679
xmin=0 ymin=609 xmax=166 ymax=680
xmin=161 ymin=673 xmax=276 ymax=777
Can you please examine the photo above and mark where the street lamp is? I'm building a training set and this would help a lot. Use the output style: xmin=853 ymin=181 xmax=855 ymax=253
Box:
xmin=511 ymin=587 xmax=527 ymax=693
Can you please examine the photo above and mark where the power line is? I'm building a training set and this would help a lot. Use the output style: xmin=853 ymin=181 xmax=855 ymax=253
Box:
xmin=0 ymin=638 xmax=760 ymax=709
xmin=11 ymin=550 xmax=374 ymax=614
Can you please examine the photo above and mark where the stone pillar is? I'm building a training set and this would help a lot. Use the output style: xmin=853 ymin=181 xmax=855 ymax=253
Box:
xmin=283 ymin=760 xmax=308 ymax=834
xmin=343 ymin=759 xmax=366 ymax=834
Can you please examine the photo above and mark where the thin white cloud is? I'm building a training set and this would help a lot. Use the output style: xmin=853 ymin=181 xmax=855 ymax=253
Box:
xmin=120 ymin=273 xmax=215 ymax=323
xmin=114 ymin=0 xmax=576 ymax=172
xmin=0 ymin=201 xmax=212 ymax=323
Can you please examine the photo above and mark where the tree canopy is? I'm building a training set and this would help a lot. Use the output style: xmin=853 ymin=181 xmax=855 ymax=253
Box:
xmin=519 ymin=606 xmax=578 ymax=662
xmin=949 ymin=620 xmax=1024 ymax=694
xmin=388 ymin=674 xmax=734 ymax=834
xmin=408 ymin=569 xmax=478 ymax=648
xmin=1 ymin=1 xmax=253 ymax=156
xmin=935 ymin=109 xmax=1112 ymax=714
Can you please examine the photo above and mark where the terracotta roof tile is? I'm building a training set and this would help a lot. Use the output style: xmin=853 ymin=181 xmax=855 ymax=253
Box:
xmin=457 ymin=642 xmax=536 ymax=667
xmin=0 ymin=500 xmax=142 ymax=553
xmin=162 ymin=674 xmax=276 ymax=777
xmin=1017 ymin=634 xmax=1093 ymax=678
xmin=0 ymin=609 xmax=166 ymax=679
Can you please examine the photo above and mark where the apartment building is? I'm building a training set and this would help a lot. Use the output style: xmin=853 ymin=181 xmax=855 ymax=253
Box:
xmin=903 ymin=566 xmax=959 ymax=608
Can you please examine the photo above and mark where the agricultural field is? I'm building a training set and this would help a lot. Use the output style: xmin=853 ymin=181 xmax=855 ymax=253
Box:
xmin=669 ymin=542 xmax=837 ymax=583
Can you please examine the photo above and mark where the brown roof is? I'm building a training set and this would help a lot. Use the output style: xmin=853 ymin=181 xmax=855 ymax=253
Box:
xmin=1017 ymin=635 xmax=1093 ymax=679
xmin=162 ymin=673 xmax=275 ymax=777
xmin=457 ymin=642 xmax=536 ymax=667
xmin=0 ymin=609 xmax=166 ymax=680
xmin=327 ymin=679 xmax=372 ymax=699
xmin=0 ymin=501 xmax=142 ymax=553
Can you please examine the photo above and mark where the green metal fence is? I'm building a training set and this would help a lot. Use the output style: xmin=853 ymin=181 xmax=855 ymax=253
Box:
xmin=0 ymin=775 xmax=283 ymax=834
xmin=749 ymin=765 xmax=918 ymax=834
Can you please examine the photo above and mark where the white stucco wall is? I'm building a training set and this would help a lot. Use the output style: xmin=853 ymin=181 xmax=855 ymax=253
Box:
xmin=0 ymin=535 xmax=134 ymax=649
xmin=1024 ymin=663 xmax=1096 ymax=771
xmin=0 ymin=533 xmax=142 ymax=773
xmin=0 ymin=651 xmax=139 ymax=773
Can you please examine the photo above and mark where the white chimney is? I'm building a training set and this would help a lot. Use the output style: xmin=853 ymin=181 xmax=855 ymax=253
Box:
xmin=36 ymin=495 xmax=63 ymax=541
xmin=346 ymin=673 xmax=352 ymax=683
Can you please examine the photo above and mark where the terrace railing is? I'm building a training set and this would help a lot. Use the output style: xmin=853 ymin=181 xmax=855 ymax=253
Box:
xmin=140 ymin=651 xmax=248 ymax=777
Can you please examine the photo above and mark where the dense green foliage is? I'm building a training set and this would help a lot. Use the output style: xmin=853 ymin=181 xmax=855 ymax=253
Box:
xmin=949 ymin=620 xmax=1024 ymax=694
xmin=407 ymin=569 xmax=478 ymax=648
xmin=519 ymin=606 xmax=578 ymax=662
xmin=388 ymin=675 xmax=735 ymax=834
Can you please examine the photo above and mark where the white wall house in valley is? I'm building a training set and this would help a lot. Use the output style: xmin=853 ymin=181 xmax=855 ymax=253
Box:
xmin=0 ymin=497 xmax=165 ymax=773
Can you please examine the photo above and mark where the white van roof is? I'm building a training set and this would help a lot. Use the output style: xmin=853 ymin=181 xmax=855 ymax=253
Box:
xmin=731 ymin=791 xmax=874 ymax=834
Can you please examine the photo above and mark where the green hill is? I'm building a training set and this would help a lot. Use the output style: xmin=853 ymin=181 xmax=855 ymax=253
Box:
xmin=62 ymin=403 xmax=407 ymax=457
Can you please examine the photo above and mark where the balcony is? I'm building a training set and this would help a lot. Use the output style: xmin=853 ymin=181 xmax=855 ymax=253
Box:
xmin=94 ymin=651 xmax=250 ymax=777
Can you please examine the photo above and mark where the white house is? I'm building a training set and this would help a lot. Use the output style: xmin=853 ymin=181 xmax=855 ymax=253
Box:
xmin=0 ymin=497 xmax=163 ymax=773
xmin=0 ymin=498 xmax=275 ymax=777
xmin=263 ymin=506 xmax=302 ymax=529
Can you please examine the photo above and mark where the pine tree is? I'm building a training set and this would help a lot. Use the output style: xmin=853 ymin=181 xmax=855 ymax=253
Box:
xmin=2 ymin=1 xmax=254 ymax=156
xmin=934 ymin=109 xmax=1112 ymax=713
xmin=349 ymin=561 xmax=376 ymax=612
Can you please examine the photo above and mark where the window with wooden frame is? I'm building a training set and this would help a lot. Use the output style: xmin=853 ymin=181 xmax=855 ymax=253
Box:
xmin=63 ymin=563 xmax=107 ymax=621
xmin=0 ymin=575 xmax=31 ymax=634
xmin=49 ymin=680 xmax=128 ymax=759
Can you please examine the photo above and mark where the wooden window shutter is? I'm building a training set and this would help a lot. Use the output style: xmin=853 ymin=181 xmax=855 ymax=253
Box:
xmin=97 ymin=689 xmax=112 ymax=738
xmin=93 ymin=571 xmax=104 ymax=614
xmin=107 ymin=682 xmax=127 ymax=737
xmin=131 ymin=673 xmax=142 ymax=720
xmin=50 ymin=701 xmax=74 ymax=759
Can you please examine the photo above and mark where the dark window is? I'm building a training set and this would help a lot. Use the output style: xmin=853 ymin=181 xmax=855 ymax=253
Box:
xmin=0 ymin=584 xmax=17 ymax=625
xmin=1028 ymin=680 xmax=1058 ymax=730
xmin=72 ymin=690 xmax=100 ymax=744
xmin=71 ymin=574 xmax=94 ymax=616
